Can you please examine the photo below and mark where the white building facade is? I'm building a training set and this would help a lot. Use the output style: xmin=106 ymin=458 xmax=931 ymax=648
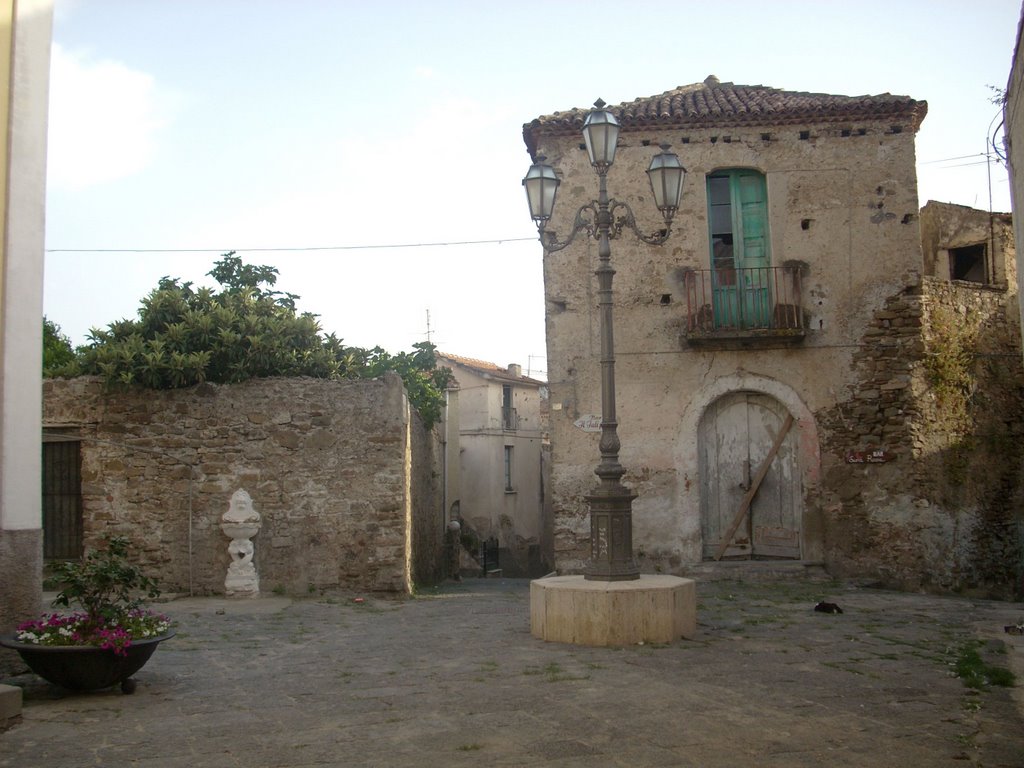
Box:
xmin=438 ymin=354 xmax=550 ymax=577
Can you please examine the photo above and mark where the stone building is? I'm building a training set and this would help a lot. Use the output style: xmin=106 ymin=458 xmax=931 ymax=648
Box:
xmin=920 ymin=201 xmax=1015 ymax=289
xmin=40 ymin=374 xmax=446 ymax=596
xmin=437 ymin=353 xmax=551 ymax=576
xmin=526 ymin=76 xmax=1024 ymax=596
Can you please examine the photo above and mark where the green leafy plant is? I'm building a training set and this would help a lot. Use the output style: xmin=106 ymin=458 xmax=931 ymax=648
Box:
xmin=53 ymin=253 xmax=452 ymax=427
xmin=923 ymin=304 xmax=979 ymax=434
xmin=51 ymin=535 xmax=161 ymax=622
xmin=43 ymin=316 xmax=76 ymax=375
xmin=16 ymin=536 xmax=168 ymax=656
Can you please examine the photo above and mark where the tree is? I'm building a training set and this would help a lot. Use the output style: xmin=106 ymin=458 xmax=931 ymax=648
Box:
xmin=56 ymin=253 xmax=452 ymax=426
xmin=358 ymin=342 xmax=452 ymax=428
xmin=43 ymin=316 xmax=75 ymax=375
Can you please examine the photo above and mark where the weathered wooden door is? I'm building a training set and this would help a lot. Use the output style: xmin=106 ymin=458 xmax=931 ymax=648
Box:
xmin=699 ymin=392 xmax=801 ymax=559
xmin=707 ymin=170 xmax=772 ymax=329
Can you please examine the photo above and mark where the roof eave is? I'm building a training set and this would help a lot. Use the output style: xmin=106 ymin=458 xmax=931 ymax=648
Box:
xmin=523 ymin=101 xmax=928 ymax=158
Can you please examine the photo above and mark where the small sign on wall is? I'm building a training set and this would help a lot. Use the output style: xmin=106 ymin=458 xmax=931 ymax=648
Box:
xmin=573 ymin=415 xmax=602 ymax=433
xmin=845 ymin=448 xmax=894 ymax=464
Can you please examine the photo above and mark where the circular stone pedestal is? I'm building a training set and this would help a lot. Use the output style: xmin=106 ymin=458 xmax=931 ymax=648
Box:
xmin=530 ymin=575 xmax=697 ymax=647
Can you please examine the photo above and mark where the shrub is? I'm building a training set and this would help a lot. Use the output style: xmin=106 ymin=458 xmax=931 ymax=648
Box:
xmin=53 ymin=253 xmax=452 ymax=426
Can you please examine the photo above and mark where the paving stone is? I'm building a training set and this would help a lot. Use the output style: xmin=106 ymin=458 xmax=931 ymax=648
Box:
xmin=1 ymin=579 xmax=1022 ymax=767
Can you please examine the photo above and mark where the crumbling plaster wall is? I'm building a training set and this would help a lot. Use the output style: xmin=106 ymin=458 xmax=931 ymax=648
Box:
xmin=537 ymin=118 xmax=923 ymax=575
xmin=920 ymin=200 xmax=1016 ymax=288
xmin=42 ymin=374 xmax=445 ymax=595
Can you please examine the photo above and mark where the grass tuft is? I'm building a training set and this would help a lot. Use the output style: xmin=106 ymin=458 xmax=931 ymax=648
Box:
xmin=954 ymin=641 xmax=1016 ymax=690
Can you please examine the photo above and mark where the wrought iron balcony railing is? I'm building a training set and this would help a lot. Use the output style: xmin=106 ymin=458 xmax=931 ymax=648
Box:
xmin=681 ymin=265 xmax=807 ymax=346
xmin=501 ymin=406 xmax=519 ymax=431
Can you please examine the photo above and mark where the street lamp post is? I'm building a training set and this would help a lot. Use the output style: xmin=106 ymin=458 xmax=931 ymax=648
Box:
xmin=523 ymin=99 xmax=685 ymax=581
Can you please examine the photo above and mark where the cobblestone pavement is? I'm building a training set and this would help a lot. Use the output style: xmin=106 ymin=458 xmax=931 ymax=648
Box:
xmin=2 ymin=578 xmax=1023 ymax=768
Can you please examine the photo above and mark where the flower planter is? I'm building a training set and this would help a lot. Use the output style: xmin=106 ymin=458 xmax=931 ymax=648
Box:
xmin=0 ymin=631 xmax=174 ymax=693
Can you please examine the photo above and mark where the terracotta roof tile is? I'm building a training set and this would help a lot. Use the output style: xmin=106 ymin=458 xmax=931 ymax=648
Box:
xmin=523 ymin=75 xmax=927 ymax=156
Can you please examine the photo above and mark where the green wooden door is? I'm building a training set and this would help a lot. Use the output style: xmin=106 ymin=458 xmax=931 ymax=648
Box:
xmin=707 ymin=170 xmax=771 ymax=328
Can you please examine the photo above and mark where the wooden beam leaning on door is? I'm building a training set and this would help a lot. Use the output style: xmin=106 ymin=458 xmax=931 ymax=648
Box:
xmin=713 ymin=414 xmax=794 ymax=561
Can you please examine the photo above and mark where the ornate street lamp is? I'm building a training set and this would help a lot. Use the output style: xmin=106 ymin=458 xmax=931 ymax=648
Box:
xmin=523 ymin=99 xmax=685 ymax=581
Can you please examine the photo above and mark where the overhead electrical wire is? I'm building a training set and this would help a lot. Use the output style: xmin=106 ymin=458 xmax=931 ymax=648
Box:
xmin=48 ymin=142 xmax=1012 ymax=257
xmin=918 ymin=152 xmax=992 ymax=165
xmin=991 ymin=119 xmax=1008 ymax=163
xmin=934 ymin=159 xmax=999 ymax=169
xmin=45 ymin=236 xmax=538 ymax=255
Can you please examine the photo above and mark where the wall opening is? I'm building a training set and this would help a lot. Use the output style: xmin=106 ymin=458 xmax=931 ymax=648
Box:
xmin=949 ymin=243 xmax=987 ymax=283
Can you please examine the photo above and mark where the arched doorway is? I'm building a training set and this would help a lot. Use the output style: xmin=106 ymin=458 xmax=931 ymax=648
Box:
xmin=699 ymin=391 xmax=801 ymax=560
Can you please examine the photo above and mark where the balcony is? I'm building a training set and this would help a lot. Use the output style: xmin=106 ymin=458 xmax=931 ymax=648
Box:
xmin=501 ymin=406 xmax=519 ymax=431
xmin=681 ymin=264 xmax=807 ymax=348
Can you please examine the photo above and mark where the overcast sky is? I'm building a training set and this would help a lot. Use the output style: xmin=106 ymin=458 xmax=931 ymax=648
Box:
xmin=43 ymin=0 xmax=1024 ymax=380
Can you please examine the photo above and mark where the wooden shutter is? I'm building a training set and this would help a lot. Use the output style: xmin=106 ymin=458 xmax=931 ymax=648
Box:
xmin=736 ymin=172 xmax=769 ymax=269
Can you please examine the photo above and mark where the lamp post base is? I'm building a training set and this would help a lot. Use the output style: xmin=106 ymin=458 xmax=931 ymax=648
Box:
xmin=585 ymin=487 xmax=640 ymax=581
xmin=530 ymin=574 xmax=697 ymax=647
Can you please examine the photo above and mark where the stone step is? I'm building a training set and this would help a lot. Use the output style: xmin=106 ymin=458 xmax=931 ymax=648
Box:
xmin=685 ymin=561 xmax=831 ymax=582
xmin=0 ymin=684 xmax=22 ymax=731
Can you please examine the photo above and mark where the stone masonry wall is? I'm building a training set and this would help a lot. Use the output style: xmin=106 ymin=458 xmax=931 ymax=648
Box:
xmin=409 ymin=411 xmax=445 ymax=588
xmin=43 ymin=374 xmax=444 ymax=595
xmin=819 ymin=277 xmax=1024 ymax=597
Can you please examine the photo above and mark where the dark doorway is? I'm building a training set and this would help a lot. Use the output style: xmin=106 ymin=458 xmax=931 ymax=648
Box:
xmin=42 ymin=438 xmax=83 ymax=560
